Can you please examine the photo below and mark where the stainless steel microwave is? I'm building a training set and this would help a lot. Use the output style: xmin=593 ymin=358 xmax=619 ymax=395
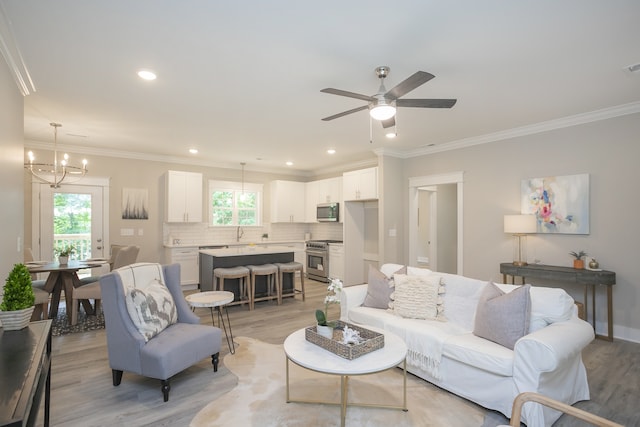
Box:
xmin=317 ymin=203 xmax=339 ymax=222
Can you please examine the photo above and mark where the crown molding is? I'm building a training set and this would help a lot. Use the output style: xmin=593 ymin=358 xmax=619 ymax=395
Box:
xmin=0 ymin=4 xmax=35 ymax=96
xmin=405 ymin=101 xmax=640 ymax=159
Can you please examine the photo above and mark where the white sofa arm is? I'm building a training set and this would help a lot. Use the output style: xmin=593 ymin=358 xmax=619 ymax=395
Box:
xmin=514 ymin=318 xmax=594 ymax=372
xmin=340 ymin=284 xmax=368 ymax=321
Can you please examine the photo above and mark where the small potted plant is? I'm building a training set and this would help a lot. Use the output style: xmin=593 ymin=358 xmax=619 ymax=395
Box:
xmin=569 ymin=250 xmax=587 ymax=269
xmin=0 ymin=263 xmax=36 ymax=330
xmin=315 ymin=278 xmax=343 ymax=339
xmin=56 ymin=244 xmax=76 ymax=264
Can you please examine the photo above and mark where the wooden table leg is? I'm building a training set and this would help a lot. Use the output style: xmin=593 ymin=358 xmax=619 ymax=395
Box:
xmin=47 ymin=272 xmax=62 ymax=318
xmin=591 ymin=284 xmax=596 ymax=333
xmin=62 ymin=273 xmax=76 ymax=324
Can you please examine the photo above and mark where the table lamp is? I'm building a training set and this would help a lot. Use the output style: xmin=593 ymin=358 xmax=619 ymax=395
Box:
xmin=504 ymin=214 xmax=537 ymax=266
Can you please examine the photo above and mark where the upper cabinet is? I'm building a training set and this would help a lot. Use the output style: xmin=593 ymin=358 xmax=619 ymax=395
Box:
xmin=270 ymin=180 xmax=306 ymax=222
xmin=305 ymin=177 xmax=343 ymax=222
xmin=166 ymin=170 xmax=203 ymax=223
xmin=343 ymin=167 xmax=378 ymax=201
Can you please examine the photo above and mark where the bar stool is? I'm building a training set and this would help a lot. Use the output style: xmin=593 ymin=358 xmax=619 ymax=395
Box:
xmin=274 ymin=261 xmax=305 ymax=304
xmin=247 ymin=264 xmax=279 ymax=310
xmin=213 ymin=266 xmax=250 ymax=308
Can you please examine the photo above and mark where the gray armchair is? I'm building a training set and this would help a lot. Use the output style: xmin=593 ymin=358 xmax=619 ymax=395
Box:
xmin=100 ymin=263 xmax=221 ymax=401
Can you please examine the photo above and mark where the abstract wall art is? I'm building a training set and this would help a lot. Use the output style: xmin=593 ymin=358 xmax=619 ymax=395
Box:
xmin=521 ymin=173 xmax=589 ymax=234
xmin=122 ymin=188 xmax=149 ymax=220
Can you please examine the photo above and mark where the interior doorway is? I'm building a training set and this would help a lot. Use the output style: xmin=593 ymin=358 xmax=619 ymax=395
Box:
xmin=409 ymin=172 xmax=463 ymax=274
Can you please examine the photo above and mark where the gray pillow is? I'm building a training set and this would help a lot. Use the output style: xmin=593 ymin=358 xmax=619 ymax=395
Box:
xmin=362 ymin=265 xmax=406 ymax=309
xmin=473 ymin=282 xmax=531 ymax=349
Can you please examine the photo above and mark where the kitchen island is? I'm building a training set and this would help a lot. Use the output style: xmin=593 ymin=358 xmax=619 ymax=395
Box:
xmin=199 ymin=246 xmax=295 ymax=302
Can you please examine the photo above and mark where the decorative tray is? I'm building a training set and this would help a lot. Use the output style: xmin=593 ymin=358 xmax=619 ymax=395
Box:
xmin=305 ymin=320 xmax=384 ymax=360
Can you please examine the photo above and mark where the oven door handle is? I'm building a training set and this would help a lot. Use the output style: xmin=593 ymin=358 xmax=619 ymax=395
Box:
xmin=305 ymin=249 xmax=326 ymax=256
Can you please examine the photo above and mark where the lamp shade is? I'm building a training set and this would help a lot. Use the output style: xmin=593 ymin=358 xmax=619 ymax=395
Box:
xmin=504 ymin=214 xmax=537 ymax=234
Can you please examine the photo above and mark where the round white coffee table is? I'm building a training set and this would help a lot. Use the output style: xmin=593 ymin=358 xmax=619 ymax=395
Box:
xmin=284 ymin=327 xmax=407 ymax=426
xmin=186 ymin=291 xmax=236 ymax=354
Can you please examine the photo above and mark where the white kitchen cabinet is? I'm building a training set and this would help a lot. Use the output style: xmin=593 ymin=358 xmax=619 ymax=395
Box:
xmin=270 ymin=180 xmax=305 ymax=222
xmin=166 ymin=170 xmax=203 ymax=223
xmin=304 ymin=177 xmax=343 ymax=222
xmin=304 ymin=180 xmax=319 ymax=222
xmin=343 ymin=167 xmax=378 ymax=201
xmin=317 ymin=177 xmax=342 ymax=204
xmin=329 ymin=243 xmax=344 ymax=281
xmin=165 ymin=247 xmax=199 ymax=288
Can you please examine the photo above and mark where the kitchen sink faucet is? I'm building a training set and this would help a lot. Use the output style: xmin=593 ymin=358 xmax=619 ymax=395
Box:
xmin=236 ymin=226 xmax=244 ymax=242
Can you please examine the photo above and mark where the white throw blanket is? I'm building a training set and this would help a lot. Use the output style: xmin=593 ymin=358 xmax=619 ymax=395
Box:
xmin=385 ymin=319 xmax=462 ymax=380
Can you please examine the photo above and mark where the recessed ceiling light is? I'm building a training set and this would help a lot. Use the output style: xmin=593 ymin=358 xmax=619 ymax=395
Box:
xmin=286 ymin=161 xmax=293 ymax=166
xmin=189 ymin=148 xmax=198 ymax=154
xmin=327 ymin=149 xmax=336 ymax=154
xmin=137 ymin=70 xmax=157 ymax=80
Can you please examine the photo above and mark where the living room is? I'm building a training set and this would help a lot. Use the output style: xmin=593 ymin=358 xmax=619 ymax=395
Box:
xmin=1 ymin=2 xmax=639 ymax=426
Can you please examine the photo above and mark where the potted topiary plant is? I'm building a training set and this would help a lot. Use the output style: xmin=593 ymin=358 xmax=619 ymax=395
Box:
xmin=0 ymin=263 xmax=36 ymax=330
xmin=569 ymin=250 xmax=587 ymax=269
xmin=56 ymin=244 xmax=76 ymax=265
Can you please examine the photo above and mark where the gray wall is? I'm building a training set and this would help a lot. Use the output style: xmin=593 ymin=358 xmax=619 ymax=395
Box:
xmin=0 ymin=55 xmax=24 ymax=289
xmin=401 ymin=113 xmax=640 ymax=342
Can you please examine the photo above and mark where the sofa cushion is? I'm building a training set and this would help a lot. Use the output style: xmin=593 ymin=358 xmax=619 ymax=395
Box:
xmin=125 ymin=279 xmax=178 ymax=342
xmin=348 ymin=305 xmax=395 ymax=329
xmin=391 ymin=274 xmax=445 ymax=320
xmin=495 ymin=283 xmax=574 ymax=332
xmin=443 ymin=333 xmax=514 ymax=377
xmin=380 ymin=263 xmax=408 ymax=277
xmin=473 ymin=283 xmax=531 ymax=349
xmin=362 ymin=265 xmax=406 ymax=309
xmin=436 ymin=273 xmax=487 ymax=331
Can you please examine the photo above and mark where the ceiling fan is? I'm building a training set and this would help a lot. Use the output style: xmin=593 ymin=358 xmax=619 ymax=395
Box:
xmin=321 ymin=66 xmax=457 ymax=129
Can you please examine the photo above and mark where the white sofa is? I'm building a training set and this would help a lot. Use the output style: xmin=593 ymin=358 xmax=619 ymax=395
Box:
xmin=340 ymin=264 xmax=595 ymax=427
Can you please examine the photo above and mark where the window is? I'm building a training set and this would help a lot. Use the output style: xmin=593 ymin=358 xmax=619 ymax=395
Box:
xmin=208 ymin=180 xmax=262 ymax=226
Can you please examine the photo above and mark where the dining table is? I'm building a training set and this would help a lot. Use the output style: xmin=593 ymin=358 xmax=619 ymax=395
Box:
xmin=27 ymin=260 xmax=104 ymax=322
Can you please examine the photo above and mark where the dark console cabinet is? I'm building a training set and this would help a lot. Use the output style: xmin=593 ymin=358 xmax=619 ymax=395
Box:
xmin=0 ymin=320 xmax=52 ymax=427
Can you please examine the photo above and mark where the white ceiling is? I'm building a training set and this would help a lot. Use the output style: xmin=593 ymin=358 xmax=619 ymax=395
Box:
xmin=3 ymin=1 xmax=640 ymax=176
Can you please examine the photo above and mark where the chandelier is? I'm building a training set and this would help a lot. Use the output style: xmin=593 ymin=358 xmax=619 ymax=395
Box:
xmin=25 ymin=122 xmax=88 ymax=188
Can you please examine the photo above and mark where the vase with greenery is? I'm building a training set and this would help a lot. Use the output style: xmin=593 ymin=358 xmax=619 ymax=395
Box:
xmin=315 ymin=278 xmax=343 ymax=338
xmin=569 ymin=250 xmax=587 ymax=269
xmin=0 ymin=263 xmax=36 ymax=330
xmin=56 ymin=244 xmax=76 ymax=264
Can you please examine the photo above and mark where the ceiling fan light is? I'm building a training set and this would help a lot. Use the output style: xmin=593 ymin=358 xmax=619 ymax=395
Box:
xmin=370 ymin=104 xmax=396 ymax=121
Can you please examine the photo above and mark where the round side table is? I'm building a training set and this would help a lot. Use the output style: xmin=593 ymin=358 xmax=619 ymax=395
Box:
xmin=186 ymin=291 xmax=236 ymax=354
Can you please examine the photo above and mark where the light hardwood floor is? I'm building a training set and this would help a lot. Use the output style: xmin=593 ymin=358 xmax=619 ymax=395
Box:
xmin=39 ymin=278 xmax=638 ymax=426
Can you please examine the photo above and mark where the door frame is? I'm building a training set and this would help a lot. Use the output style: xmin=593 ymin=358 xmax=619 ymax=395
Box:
xmin=31 ymin=176 xmax=110 ymax=260
xmin=408 ymin=172 xmax=464 ymax=275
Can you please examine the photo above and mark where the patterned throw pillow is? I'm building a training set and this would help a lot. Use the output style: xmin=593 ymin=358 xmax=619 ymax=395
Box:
xmin=125 ymin=279 xmax=178 ymax=342
xmin=473 ymin=282 xmax=531 ymax=349
xmin=362 ymin=265 xmax=407 ymax=309
xmin=391 ymin=274 xmax=445 ymax=320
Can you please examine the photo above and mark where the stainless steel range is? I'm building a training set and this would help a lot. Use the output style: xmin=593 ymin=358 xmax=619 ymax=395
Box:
xmin=305 ymin=240 xmax=342 ymax=282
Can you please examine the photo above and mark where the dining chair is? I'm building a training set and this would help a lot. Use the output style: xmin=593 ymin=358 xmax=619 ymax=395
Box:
xmin=24 ymin=248 xmax=51 ymax=320
xmin=100 ymin=262 xmax=221 ymax=401
xmin=70 ymin=245 xmax=140 ymax=325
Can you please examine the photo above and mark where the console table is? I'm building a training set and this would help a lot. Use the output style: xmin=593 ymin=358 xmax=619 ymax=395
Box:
xmin=500 ymin=263 xmax=616 ymax=341
xmin=0 ymin=320 xmax=52 ymax=427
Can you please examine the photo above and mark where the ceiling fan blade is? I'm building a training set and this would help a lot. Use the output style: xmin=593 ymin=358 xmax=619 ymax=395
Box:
xmin=381 ymin=117 xmax=395 ymax=129
xmin=321 ymin=105 xmax=369 ymax=121
xmin=320 ymin=88 xmax=374 ymax=102
xmin=385 ymin=71 xmax=435 ymax=100
xmin=396 ymin=98 xmax=457 ymax=108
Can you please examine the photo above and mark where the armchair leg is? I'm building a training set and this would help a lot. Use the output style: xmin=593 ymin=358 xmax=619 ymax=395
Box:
xmin=212 ymin=353 xmax=219 ymax=372
xmin=112 ymin=369 xmax=123 ymax=386
xmin=161 ymin=379 xmax=171 ymax=402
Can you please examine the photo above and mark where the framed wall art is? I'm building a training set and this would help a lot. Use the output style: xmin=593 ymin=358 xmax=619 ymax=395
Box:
xmin=521 ymin=173 xmax=589 ymax=234
xmin=122 ymin=188 xmax=149 ymax=220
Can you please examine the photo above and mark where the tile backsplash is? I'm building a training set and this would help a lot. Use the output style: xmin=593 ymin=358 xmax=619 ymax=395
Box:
xmin=164 ymin=222 xmax=343 ymax=245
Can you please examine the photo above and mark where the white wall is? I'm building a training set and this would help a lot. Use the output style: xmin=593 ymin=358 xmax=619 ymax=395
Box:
xmin=0 ymin=54 xmax=24 ymax=290
xmin=401 ymin=113 xmax=640 ymax=342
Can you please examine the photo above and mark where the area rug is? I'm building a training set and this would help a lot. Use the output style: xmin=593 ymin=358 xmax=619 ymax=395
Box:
xmin=190 ymin=337 xmax=486 ymax=427
xmin=50 ymin=307 xmax=105 ymax=336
